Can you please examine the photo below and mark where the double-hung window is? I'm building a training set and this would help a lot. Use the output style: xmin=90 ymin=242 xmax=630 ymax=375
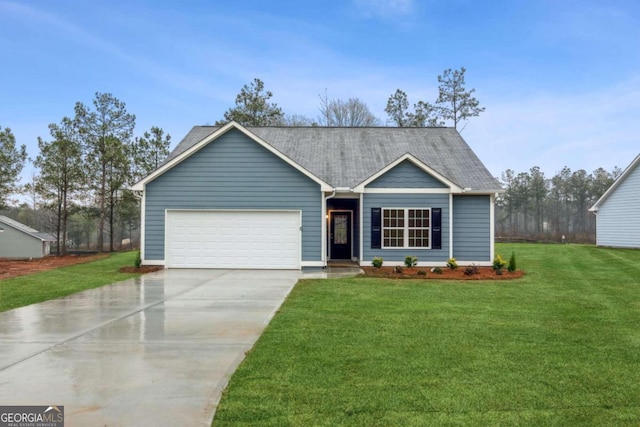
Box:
xmin=382 ymin=208 xmax=431 ymax=249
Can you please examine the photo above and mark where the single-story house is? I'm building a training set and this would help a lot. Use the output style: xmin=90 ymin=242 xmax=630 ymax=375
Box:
xmin=131 ymin=121 xmax=503 ymax=269
xmin=589 ymin=153 xmax=640 ymax=248
xmin=0 ymin=215 xmax=56 ymax=258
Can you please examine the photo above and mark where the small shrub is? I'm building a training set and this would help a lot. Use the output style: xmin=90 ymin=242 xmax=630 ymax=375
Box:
xmin=493 ymin=254 xmax=507 ymax=271
xmin=463 ymin=264 xmax=480 ymax=276
xmin=134 ymin=250 xmax=142 ymax=268
xmin=507 ymin=252 xmax=517 ymax=272
xmin=394 ymin=266 xmax=404 ymax=274
xmin=431 ymin=267 xmax=443 ymax=274
xmin=371 ymin=257 xmax=384 ymax=268
xmin=404 ymin=255 xmax=418 ymax=268
xmin=417 ymin=270 xmax=427 ymax=276
xmin=446 ymin=258 xmax=458 ymax=270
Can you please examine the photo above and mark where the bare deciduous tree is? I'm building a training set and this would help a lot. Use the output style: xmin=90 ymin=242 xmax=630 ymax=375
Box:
xmin=318 ymin=91 xmax=380 ymax=126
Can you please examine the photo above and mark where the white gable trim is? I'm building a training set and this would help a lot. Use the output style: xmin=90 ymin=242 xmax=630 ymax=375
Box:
xmin=131 ymin=121 xmax=332 ymax=192
xmin=590 ymin=153 xmax=640 ymax=211
xmin=352 ymin=153 xmax=463 ymax=193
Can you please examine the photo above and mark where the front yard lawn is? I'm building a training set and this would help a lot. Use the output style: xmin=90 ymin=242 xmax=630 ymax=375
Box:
xmin=0 ymin=251 xmax=141 ymax=312
xmin=213 ymin=244 xmax=640 ymax=426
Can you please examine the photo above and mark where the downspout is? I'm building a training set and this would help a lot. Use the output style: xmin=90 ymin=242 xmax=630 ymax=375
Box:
xmin=449 ymin=192 xmax=454 ymax=260
xmin=131 ymin=189 xmax=144 ymax=263
xmin=490 ymin=193 xmax=496 ymax=262
xmin=359 ymin=191 xmax=364 ymax=266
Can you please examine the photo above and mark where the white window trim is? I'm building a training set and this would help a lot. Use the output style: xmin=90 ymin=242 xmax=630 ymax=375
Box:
xmin=381 ymin=207 xmax=432 ymax=250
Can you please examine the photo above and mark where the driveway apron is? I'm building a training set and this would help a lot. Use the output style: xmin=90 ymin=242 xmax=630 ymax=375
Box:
xmin=0 ymin=269 xmax=299 ymax=426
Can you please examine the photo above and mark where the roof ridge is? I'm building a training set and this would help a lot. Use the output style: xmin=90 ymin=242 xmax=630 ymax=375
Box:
xmin=140 ymin=124 xmax=502 ymax=193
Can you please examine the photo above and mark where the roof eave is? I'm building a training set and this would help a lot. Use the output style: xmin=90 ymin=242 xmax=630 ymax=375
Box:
xmin=463 ymin=189 xmax=505 ymax=195
xmin=0 ymin=225 xmax=52 ymax=241
xmin=0 ymin=216 xmax=47 ymax=240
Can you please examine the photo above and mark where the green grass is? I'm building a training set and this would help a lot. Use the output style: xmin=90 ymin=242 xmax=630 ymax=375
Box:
xmin=213 ymin=244 xmax=640 ymax=426
xmin=0 ymin=252 xmax=142 ymax=312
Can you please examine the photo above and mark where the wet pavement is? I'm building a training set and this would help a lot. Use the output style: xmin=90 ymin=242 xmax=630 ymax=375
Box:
xmin=302 ymin=266 xmax=363 ymax=279
xmin=0 ymin=269 xmax=301 ymax=426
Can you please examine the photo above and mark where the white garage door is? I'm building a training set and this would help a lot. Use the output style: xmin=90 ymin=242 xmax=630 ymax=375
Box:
xmin=166 ymin=210 xmax=301 ymax=269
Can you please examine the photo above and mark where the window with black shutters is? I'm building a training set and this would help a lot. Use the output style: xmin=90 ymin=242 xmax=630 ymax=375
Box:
xmin=382 ymin=208 xmax=430 ymax=249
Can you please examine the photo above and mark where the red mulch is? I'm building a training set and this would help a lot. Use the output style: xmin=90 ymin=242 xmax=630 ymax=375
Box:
xmin=361 ymin=266 xmax=524 ymax=280
xmin=0 ymin=253 xmax=109 ymax=280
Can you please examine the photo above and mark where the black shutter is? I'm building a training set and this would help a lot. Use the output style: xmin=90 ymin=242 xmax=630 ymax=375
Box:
xmin=432 ymin=208 xmax=442 ymax=250
xmin=371 ymin=208 xmax=381 ymax=249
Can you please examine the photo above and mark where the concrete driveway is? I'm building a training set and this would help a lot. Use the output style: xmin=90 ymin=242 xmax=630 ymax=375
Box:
xmin=0 ymin=269 xmax=300 ymax=426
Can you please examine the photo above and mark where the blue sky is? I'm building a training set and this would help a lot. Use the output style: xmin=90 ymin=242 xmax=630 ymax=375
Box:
xmin=1 ymin=0 xmax=639 ymax=184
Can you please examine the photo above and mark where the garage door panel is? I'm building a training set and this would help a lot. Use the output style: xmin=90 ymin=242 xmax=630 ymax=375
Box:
xmin=166 ymin=210 xmax=301 ymax=269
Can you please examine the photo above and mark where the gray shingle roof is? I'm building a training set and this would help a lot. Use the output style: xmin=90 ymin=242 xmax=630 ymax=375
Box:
xmin=164 ymin=125 xmax=502 ymax=192
xmin=0 ymin=215 xmax=56 ymax=241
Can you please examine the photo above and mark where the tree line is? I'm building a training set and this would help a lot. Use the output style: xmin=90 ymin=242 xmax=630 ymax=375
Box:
xmin=496 ymin=166 xmax=622 ymax=242
xmin=1 ymin=92 xmax=170 ymax=254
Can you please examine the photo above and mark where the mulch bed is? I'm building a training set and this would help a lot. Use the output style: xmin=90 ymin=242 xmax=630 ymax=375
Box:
xmin=362 ymin=266 xmax=524 ymax=280
xmin=0 ymin=253 xmax=109 ymax=280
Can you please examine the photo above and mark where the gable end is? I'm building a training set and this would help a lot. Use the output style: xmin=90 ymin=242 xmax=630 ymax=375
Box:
xmin=366 ymin=159 xmax=449 ymax=189
xmin=132 ymin=121 xmax=332 ymax=192
xmin=354 ymin=153 xmax=462 ymax=193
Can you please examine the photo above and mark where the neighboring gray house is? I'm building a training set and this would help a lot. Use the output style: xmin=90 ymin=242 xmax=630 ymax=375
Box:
xmin=0 ymin=215 xmax=56 ymax=258
xmin=589 ymin=153 xmax=640 ymax=248
xmin=132 ymin=122 xmax=503 ymax=269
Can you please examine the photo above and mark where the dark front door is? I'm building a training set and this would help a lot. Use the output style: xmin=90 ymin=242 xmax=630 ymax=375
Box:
xmin=330 ymin=212 xmax=351 ymax=260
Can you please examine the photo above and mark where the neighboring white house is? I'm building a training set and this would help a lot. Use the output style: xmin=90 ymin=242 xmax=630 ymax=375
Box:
xmin=589 ymin=153 xmax=640 ymax=248
xmin=0 ymin=215 xmax=56 ymax=258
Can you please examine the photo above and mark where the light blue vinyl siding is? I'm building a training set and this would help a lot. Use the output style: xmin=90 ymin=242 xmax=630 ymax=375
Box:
xmin=367 ymin=160 xmax=448 ymax=188
xmin=597 ymin=163 xmax=640 ymax=248
xmin=144 ymin=129 xmax=322 ymax=262
xmin=363 ymin=193 xmax=450 ymax=262
xmin=452 ymin=195 xmax=491 ymax=261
